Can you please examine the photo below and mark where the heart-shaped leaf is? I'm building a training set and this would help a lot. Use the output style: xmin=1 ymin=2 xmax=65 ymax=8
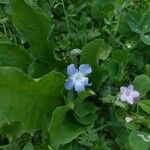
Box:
xmin=0 ymin=67 xmax=65 ymax=132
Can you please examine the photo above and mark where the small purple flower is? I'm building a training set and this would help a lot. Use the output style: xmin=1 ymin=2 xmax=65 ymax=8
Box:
xmin=120 ymin=85 xmax=140 ymax=105
xmin=65 ymin=64 xmax=92 ymax=93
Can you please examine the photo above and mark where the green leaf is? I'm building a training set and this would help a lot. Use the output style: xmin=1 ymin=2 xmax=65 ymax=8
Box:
xmin=4 ymin=143 xmax=20 ymax=150
xmin=91 ymin=0 xmax=115 ymax=19
xmin=11 ymin=0 xmax=55 ymax=61
xmin=129 ymin=131 xmax=150 ymax=150
xmin=118 ymin=12 xmax=135 ymax=38
xmin=126 ymin=10 xmax=142 ymax=34
xmin=80 ymin=39 xmax=108 ymax=91
xmin=111 ymin=50 xmax=132 ymax=63
xmin=23 ymin=143 xmax=34 ymax=150
xmin=49 ymin=106 xmax=90 ymax=149
xmin=133 ymin=75 xmax=150 ymax=97
xmin=74 ymin=91 xmax=96 ymax=118
xmin=0 ymin=67 xmax=65 ymax=132
xmin=28 ymin=60 xmax=51 ymax=78
xmin=74 ymin=91 xmax=97 ymax=125
xmin=139 ymin=6 xmax=150 ymax=33
xmin=139 ymin=6 xmax=150 ymax=45
xmin=140 ymin=33 xmax=150 ymax=45
xmin=0 ymin=43 xmax=32 ymax=72
xmin=139 ymin=100 xmax=150 ymax=114
xmin=75 ymin=90 xmax=95 ymax=105
xmin=104 ymin=59 xmax=124 ymax=81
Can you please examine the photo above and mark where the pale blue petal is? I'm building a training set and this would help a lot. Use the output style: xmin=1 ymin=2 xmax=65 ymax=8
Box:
xmin=67 ymin=64 xmax=78 ymax=76
xmin=65 ymin=78 xmax=74 ymax=90
xmin=79 ymin=64 xmax=92 ymax=76
xmin=126 ymin=97 xmax=134 ymax=105
xmin=130 ymin=91 xmax=139 ymax=98
xmin=81 ymin=77 xmax=92 ymax=86
xmin=127 ymin=85 xmax=134 ymax=91
xmin=75 ymin=82 xmax=85 ymax=93
xmin=120 ymin=94 xmax=127 ymax=101
xmin=120 ymin=86 xmax=127 ymax=93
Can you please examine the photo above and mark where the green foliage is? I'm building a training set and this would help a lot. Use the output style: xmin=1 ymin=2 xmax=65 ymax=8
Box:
xmin=139 ymin=100 xmax=150 ymax=114
xmin=91 ymin=0 xmax=115 ymax=19
xmin=0 ymin=43 xmax=32 ymax=72
xmin=0 ymin=67 xmax=65 ymax=132
xmin=49 ymin=106 xmax=90 ymax=149
xmin=0 ymin=0 xmax=149 ymax=149
xmin=49 ymin=91 xmax=97 ymax=149
xmin=80 ymin=39 xmax=108 ymax=91
xmin=11 ymin=0 xmax=55 ymax=61
xmin=133 ymin=75 xmax=150 ymax=98
xmin=129 ymin=131 xmax=150 ymax=150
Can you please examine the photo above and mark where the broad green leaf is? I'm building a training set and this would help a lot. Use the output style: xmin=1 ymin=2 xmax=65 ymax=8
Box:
xmin=4 ymin=143 xmax=20 ymax=150
xmin=74 ymin=91 xmax=96 ymax=118
xmin=129 ymin=131 xmax=150 ymax=150
xmin=0 ymin=67 xmax=65 ymax=132
xmin=111 ymin=50 xmax=132 ymax=63
xmin=75 ymin=113 xmax=97 ymax=126
xmin=126 ymin=10 xmax=142 ymax=34
xmin=118 ymin=12 xmax=135 ymax=38
xmin=75 ymin=90 xmax=95 ymax=105
xmin=11 ymin=0 xmax=55 ymax=61
xmin=132 ymin=51 xmax=144 ymax=70
xmin=139 ymin=100 xmax=150 ymax=114
xmin=91 ymin=0 xmax=115 ymax=19
xmin=133 ymin=75 xmax=150 ymax=97
xmin=28 ymin=60 xmax=51 ymax=78
xmin=23 ymin=143 xmax=34 ymax=150
xmin=139 ymin=6 xmax=150 ymax=34
xmin=74 ymin=91 xmax=97 ymax=125
xmin=139 ymin=6 xmax=150 ymax=45
xmin=140 ymin=33 xmax=150 ymax=45
xmin=49 ymin=106 xmax=90 ymax=149
xmin=0 ymin=43 xmax=32 ymax=72
xmin=80 ymin=39 xmax=108 ymax=91
xmin=104 ymin=59 xmax=124 ymax=81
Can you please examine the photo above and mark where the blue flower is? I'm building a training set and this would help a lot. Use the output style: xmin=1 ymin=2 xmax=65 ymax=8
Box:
xmin=120 ymin=85 xmax=139 ymax=105
xmin=65 ymin=64 xmax=92 ymax=93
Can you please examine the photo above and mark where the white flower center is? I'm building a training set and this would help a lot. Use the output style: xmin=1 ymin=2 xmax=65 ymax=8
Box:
xmin=72 ymin=72 xmax=83 ymax=82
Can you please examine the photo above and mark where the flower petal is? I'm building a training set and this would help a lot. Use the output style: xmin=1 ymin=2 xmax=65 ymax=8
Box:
xmin=130 ymin=91 xmax=139 ymax=98
xmin=79 ymin=64 xmax=92 ymax=76
xmin=67 ymin=64 xmax=78 ymax=76
xmin=65 ymin=78 xmax=74 ymax=90
xmin=127 ymin=85 xmax=134 ymax=91
xmin=120 ymin=94 xmax=127 ymax=101
xmin=81 ymin=77 xmax=92 ymax=86
xmin=74 ymin=82 xmax=85 ymax=93
xmin=126 ymin=97 xmax=134 ymax=105
xmin=120 ymin=86 xmax=127 ymax=93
